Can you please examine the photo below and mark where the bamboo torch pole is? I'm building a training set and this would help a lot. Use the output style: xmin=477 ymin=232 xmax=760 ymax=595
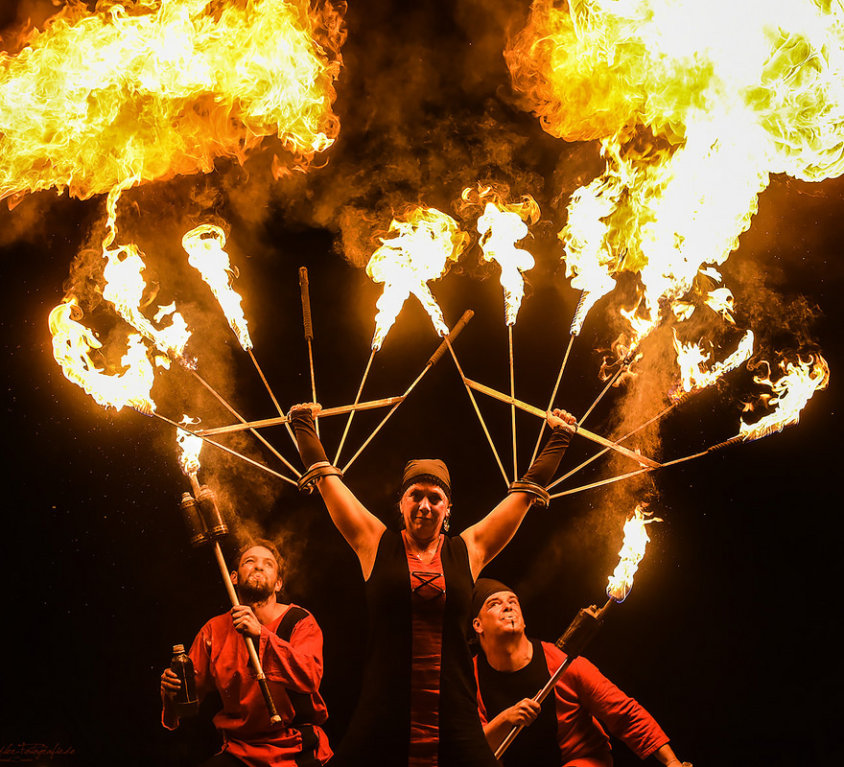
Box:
xmin=183 ymin=474 xmax=282 ymax=725
xmin=334 ymin=349 xmax=376 ymax=466
xmin=529 ymin=289 xmax=586 ymax=465
xmin=445 ymin=338 xmax=511 ymax=487
xmin=342 ymin=310 xmax=475 ymax=474
xmin=299 ymin=267 xmax=320 ymax=437
xmin=138 ymin=407 xmax=297 ymax=485
xmin=189 ymin=370 xmax=301 ymax=478
xmin=247 ymin=349 xmax=299 ymax=449
xmin=509 ymin=324 xmax=517 ymax=482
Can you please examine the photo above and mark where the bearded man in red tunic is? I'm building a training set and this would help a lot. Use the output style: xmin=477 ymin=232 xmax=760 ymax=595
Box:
xmin=160 ymin=540 xmax=331 ymax=767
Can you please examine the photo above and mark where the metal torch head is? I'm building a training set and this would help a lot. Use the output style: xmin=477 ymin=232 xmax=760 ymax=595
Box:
xmin=179 ymin=493 xmax=210 ymax=547
xmin=196 ymin=485 xmax=229 ymax=539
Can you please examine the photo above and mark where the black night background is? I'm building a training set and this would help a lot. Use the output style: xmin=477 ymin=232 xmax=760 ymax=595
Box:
xmin=1 ymin=2 xmax=842 ymax=766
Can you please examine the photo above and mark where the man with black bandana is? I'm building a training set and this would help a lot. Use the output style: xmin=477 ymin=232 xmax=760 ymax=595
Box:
xmin=472 ymin=579 xmax=688 ymax=767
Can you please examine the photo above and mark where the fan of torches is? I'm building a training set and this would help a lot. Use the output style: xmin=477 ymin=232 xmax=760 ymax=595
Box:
xmin=37 ymin=0 xmax=832 ymax=506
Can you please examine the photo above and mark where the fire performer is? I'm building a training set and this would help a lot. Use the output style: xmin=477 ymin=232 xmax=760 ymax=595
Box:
xmin=287 ymin=402 xmax=576 ymax=767
xmin=160 ymin=540 xmax=331 ymax=767
xmin=471 ymin=579 xmax=687 ymax=767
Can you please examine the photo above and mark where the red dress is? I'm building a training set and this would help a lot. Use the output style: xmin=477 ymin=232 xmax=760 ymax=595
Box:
xmin=163 ymin=605 xmax=331 ymax=767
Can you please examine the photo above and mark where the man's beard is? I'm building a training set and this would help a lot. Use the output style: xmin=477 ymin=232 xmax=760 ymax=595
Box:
xmin=237 ymin=574 xmax=276 ymax=603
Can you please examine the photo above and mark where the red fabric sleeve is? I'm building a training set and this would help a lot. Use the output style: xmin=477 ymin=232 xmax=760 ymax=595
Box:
xmin=258 ymin=611 xmax=325 ymax=694
xmin=567 ymin=656 xmax=669 ymax=760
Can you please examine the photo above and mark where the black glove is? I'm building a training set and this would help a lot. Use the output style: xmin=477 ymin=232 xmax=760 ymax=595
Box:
xmin=521 ymin=424 xmax=573 ymax=487
xmin=289 ymin=406 xmax=328 ymax=469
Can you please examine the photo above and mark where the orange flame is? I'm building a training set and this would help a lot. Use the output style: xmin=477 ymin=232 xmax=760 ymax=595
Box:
xmin=467 ymin=187 xmax=540 ymax=325
xmin=100 ymin=187 xmax=193 ymax=365
xmin=508 ymin=0 xmax=844 ymax=354
xmin=672 ymin=329 xmax=754 ymax=399
xmin=182 ymin=224 xmax=252 ymax=351
xmin=49 ymin=299 xmax=156 ymax=413
xmin=176 ymin=414 xmax=203 ymax=476
xmin=739 ymin=354 xmax=829 ymax=441
xmin=606 ymin=505 xmax=660 ymax=603
xmin=366 ymin=206 xmax=469 ymax=351
xmin=0 ymin=0 xmax=345 ymax=202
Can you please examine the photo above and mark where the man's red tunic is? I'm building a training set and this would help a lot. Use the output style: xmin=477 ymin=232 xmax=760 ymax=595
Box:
xmin=163 ymin=605 xmax=331 ymax=767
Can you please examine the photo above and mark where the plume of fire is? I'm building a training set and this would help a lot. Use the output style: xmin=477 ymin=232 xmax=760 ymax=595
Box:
xmin=366 ymin=206 xmax=469 ymax=351
xmin=672 ymin=329 xmax=755 ymax=400
xmin=606 ymin=505 xmax=661 ymax=603
xmin=182 ymin=224 xmax=252 ymax=351
xmin=465 ymin=186 xmax=540 ymax=326
xmin=739 ymin=354 xmax=829 ymax=441
xmin=100 ymin=187 xmax=193 ymax=365
xmin=177 ymin=414 xmax=203 ymax=476
xmin=0 ymin=0 xmax=345 ymax=203
xmin=49 ymin=299 xmax=156 ymax=413
xmin=508 ymin=0 xmax=844 ymax=355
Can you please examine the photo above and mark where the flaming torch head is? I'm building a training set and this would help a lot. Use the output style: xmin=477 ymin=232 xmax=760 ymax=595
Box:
xmin=739 ymin=354 xmax=830 ymax=441
xmin=182 ymin=224 xmax=253 ymax=351
xmin=606 ymin=506 xmax=660 ymax=603
xmin=473 ymin=193 xmax=539 ymax=326
xmin=176 ymin=415 xmax=203 ymax=477
xmin=49 ymin=299 xmax=156 ymax=414
xmin=366 ymin=206 xmax=468 ymax=350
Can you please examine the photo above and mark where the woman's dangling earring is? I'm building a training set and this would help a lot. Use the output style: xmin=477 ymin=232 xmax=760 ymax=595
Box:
xmin=443 ymin=514 xmax=451 ymax=533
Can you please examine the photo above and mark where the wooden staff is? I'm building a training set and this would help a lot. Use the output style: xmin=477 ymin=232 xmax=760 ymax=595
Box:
xmin=185 ymin=474 xmax=282 ymax=725
xmin=460 ymin=378 xmax=661 ymax=469
xmin=509 ymin=324 xmax=517 ymax=481
xmin=341 ymin=310 xmax=475 ymax=474
xmin=495 ymin=598 xmax=615 ymax=758
xmin=299 ymin=267 xmax=320 ymax=437
xmin=194 ymin=396 xmax=406 ymax=437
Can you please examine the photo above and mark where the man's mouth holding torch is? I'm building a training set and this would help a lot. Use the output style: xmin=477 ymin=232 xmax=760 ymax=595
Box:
xmin=486 ymin=593 xmax=526 ymax=634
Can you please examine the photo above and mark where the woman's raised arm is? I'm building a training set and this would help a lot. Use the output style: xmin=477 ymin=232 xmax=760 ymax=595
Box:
xmin=461 ymin=409 xmax=576 ymax=579
xmin=290 ymin=404 xmax=385 ymax=578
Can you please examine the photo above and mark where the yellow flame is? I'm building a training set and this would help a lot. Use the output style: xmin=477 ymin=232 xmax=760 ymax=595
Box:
xmin=468 ymin=188 xmax=540 ymax=326
xmin=0 ymin=0 xmax=345 ymax=202
xmin=176 ymin=414 xmax=203 ymax=475
xmin=672 ymin=329 xmax=754 ymax=398
xmin=49 ymin=299 xmax=156 ymax=413
xmin=182 ymin=224 xmax=252 ymax=351
xmin=606 ymin=505 xmax=660 ymax=602
xmin=100 ymin=186 xmax=193 ymax=364
xmin=508 ymin=0 xmax=844 ymax=352
xmin=704 ymin=287 xmax=737 ymax=324
xmin=366 ymin=206 xmax=469 ymax=351
xmin=739 ymin=354 xmax=829 ymax=441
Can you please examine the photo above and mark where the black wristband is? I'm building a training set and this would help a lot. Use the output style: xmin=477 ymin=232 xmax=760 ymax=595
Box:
xmin=521 ymin=427 xmax=572 ymax=487
xmin=289 ymin=409 xmax=328 ymax=467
